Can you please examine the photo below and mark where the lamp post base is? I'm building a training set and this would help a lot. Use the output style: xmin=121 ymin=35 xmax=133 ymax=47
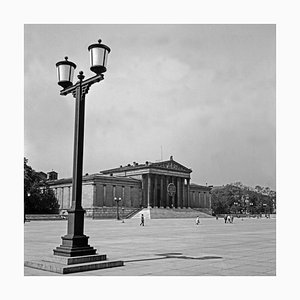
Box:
xmin=54 ymin=235 xmax=97 ymax=257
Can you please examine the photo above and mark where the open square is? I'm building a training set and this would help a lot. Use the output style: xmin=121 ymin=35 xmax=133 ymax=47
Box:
xmin=24 ymin=216 xmax=275 ymax=276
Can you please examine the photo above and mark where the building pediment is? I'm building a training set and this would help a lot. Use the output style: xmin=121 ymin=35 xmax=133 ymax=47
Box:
xmin=101 ymin=156 xmax=192 ymax=175
xmin=151 ymin=159 xmax=192 ymax=173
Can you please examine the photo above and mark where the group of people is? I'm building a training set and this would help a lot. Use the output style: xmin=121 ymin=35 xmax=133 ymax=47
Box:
xmin=224 ymin=214 xmax=234 ymax=223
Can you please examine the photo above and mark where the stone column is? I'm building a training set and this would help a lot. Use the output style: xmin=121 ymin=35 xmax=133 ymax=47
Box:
xmin=141 ymin=175 xmax=145 ymax=207
xmin=92 ymin=183 xmax=96 ymax=208
xmin=187 ymin=178 xmax=190 ymax=208
xmin=68 ymin=186 xmax=71 ymax=209
xmin=147 ymin=174 xmax=152 ymax=208
xmin=154 ymin=175 xmax=158 ymax=207
xmin=171 ymin=176 xmax=174 ymax=208
xmin=113 ymin=185 xmax=116 ymax=199
xmin=182 ymin=179 xmax=185 ymax=208
xmin=173 ymin=177 xmax=176 ymax=208
xmin=177 ymin=177 xmax=181 ymax=208
xmin=122 ymin=186 xmax=125 ymax=207
xmin=166 ymin=176 xmax=171 ymax=207
xmin=103 ymin=184 xmax=106 ymax=206
xmin=61 ymin=187 xmax=64 ymax=211
xmin=160 ymin=176 xmax=164 ymax=208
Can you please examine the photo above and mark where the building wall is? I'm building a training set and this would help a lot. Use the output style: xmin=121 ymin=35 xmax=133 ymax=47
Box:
xmin=49 ymin=175 xmax=211 ymax=212
xmin=82 ymin=184 xmax=94 ymax=208
xmin=50 ymin=175 xmax=142 ymax=213
xmin=189 ymin=186 xmax=212 ymax=209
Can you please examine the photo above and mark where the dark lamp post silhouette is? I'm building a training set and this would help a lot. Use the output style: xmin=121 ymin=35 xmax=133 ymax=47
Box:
xmin=114 ymin=197 xmax=121 ymax=220
xmin=54 ymin=39 xmax=111 ymax=257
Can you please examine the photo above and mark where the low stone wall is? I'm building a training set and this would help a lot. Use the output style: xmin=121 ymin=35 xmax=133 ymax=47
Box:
xmin=25 ymin=214 xmax=67 ymax=221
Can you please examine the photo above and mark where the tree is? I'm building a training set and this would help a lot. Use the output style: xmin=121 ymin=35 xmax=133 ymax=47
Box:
xmin=24 ymin=158 xmax=60 ymax=214
xmin=211 ymin=182 xmax=276 ymax=215
xmin=211 ymin=194 xmax=230 ymax=214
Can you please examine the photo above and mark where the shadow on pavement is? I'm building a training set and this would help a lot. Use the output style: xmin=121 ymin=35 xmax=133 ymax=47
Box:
xmin=125 ymin=253 xmax=223 ymax=263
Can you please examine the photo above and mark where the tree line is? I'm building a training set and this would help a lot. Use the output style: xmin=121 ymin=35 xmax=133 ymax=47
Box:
xmin=211 ymin=181 xmax=276 ymax=215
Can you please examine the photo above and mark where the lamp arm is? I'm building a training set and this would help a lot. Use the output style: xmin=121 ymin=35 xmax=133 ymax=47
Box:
xmin=60 ymin=74 xmax=104 ymax=96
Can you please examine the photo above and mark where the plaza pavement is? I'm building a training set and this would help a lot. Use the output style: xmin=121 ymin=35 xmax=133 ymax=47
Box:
xmin=24 ymin=216 xmax=276 ymax=276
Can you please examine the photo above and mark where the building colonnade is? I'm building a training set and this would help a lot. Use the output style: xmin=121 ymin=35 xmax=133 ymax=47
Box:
xmin=142 ymin=174 xmax=191 ymax=208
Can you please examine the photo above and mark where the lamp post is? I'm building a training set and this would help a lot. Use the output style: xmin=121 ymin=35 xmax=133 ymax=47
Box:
xmin=121 ymin=206 xmax=125 ymax=223
xmin=263 ymin=203 xmax=267 ymax=218
xmin=114 ymin=197 xmax=121 ymax=220
xmin=250 ymin=202 xmax=253 ymax=216
xmin=245 ymin=195 xmax=249 ymax=217
xmin=234 ymin=201 xmax=238 ymax=217
xmin=54 ymin=39 xmax=111 ymax=257
xmin=25 ymin=192 xmax=31 ymax=223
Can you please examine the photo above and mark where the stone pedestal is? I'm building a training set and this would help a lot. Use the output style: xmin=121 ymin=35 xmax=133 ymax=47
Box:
xmin=25 ymin=254 xmax=124 ymax=274
xmin=53 ymin=234 xmax=97 ymax=257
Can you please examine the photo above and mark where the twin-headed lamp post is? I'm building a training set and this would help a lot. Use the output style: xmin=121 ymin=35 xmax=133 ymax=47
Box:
xmin=54 ymin=39 xmax=110 ymax=257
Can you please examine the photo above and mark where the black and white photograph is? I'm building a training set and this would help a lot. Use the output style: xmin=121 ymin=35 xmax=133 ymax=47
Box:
xmin=2 ymin=0 xmax=300 ymax=299
xmin=23 ymin=23 xmax=276 ymax=276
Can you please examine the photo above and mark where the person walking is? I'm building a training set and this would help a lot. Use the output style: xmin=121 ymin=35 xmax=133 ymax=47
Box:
xmin=196 ymin=216 xmax=200 ymax=225
xmin=140 ymin=214 xmax=145 ymax=226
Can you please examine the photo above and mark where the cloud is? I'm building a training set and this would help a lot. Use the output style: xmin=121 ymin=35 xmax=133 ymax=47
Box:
xmin=24 ymin=25 xmax=276 ymax=189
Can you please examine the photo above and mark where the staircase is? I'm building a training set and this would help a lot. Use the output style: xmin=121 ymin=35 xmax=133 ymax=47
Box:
xmin=191 ymin=208 xmax=213 ymax=215
xmin=131 ymin=207 xmax=151 ymax=219
xmin=150 ymin=207 xmax=213 ymax=219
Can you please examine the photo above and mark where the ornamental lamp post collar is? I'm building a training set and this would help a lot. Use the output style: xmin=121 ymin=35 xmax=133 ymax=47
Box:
xmin=88 ymin=39 xmax=111 ymax=75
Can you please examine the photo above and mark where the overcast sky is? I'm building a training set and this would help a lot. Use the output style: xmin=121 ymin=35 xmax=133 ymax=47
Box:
xmin=24 ymin=24 xmax=275 ymax=190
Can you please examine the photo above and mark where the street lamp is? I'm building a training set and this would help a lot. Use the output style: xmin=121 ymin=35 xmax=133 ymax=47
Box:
xmin=54 ymin=39 xmax=111 ymax=257
xmin=263 ymin=203 xmax=267 ymax=218
xmin=24 ymin=191 xmax=31 ymax=223
xmin=250 ymin=202 xmax=254 ymax=216
xmin=245 ymin=196 xmax=249 ymax=216
xmin=121 ymin=206 xmax=125 ymax=223
xmin=234 ymin=201 xmax=238 ymax=217
xmin=114 ymin=197 xmax=121 ymax=220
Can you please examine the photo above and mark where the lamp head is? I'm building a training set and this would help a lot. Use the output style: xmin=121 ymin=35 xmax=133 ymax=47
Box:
xmin=88 ymin=39 xmax=111 ymax=75
xmin=56 ymin=57 xmax=77 ymax=88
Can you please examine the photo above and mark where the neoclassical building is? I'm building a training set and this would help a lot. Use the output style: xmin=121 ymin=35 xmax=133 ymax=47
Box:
xmin=47 ymin=156 xmax=212 ymax=215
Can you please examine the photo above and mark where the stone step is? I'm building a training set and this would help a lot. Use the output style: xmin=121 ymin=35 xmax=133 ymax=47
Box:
xmin=150 ymin=208 xmax=213 ymax=219
xmin=25 ymin=254 xmax=124 ymax=274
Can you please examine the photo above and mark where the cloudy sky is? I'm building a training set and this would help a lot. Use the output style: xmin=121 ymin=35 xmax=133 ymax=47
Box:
xmin=24 ymin=24 xmax=275 ymax=190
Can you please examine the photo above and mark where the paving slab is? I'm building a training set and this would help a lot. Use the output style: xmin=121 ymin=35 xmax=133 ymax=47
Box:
xmin=24 ymin=217 xmax=276 ymax=276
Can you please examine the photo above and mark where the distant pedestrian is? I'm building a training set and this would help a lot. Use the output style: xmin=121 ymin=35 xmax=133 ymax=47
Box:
xmin=224 ymin=214 xmax=228 ymax=223
xmin=140 ymin=214 xmax=144 ymax=226
xmin=216 ymin=215 xmax=219 ymax=220
xmin=196 ymin=216 xmax=200 ymax=225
